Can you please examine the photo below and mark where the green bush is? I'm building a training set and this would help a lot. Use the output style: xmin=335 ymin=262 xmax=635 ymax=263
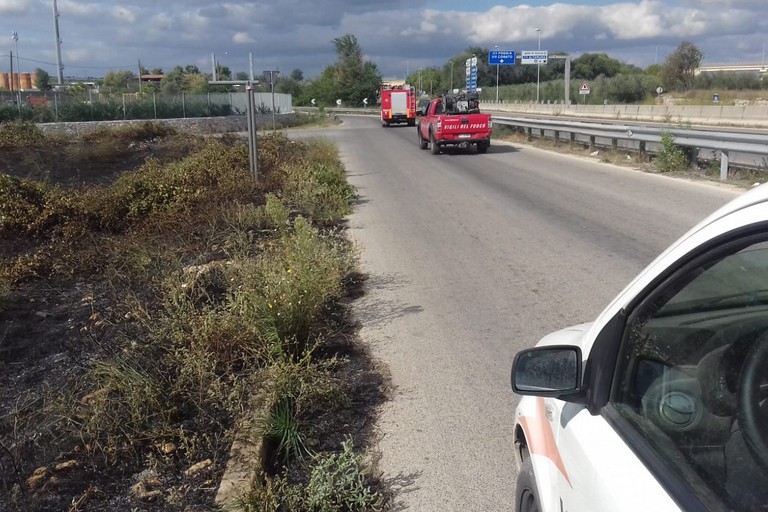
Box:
xmin=230 ymin=216 xmax=355 ymax=345
xmin=655 ymin=132 xmax=689 ymax=172
xmin=0 ymin=121 xmax=52 ymax=150
xmin=303 ymin=439 xmax=386 ymax=512
xmin=243 ymin=438 xmax=386 ymax=512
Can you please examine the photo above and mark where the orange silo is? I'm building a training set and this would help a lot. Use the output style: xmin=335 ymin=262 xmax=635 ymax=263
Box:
xmin=19 ymin=72 xmax=32 ymax=90
xmin=0 ymin=73 xmax=8 ymax=90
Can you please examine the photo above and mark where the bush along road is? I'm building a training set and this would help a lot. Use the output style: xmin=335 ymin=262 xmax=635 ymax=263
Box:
xmin=0 ymin=121 xmax=390 ymax=511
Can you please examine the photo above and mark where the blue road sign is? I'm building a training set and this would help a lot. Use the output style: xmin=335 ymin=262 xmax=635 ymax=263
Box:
xmin=489 ymin=50 xmax=516 ymax=65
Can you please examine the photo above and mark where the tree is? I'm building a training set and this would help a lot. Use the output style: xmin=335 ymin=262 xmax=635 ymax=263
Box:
xmin=151 ymin=67 xmax=164 ymax=75
xmin=290 ymin=69 xmax=304 ymax=81
xmin=34 ymin=68 xmax=52 ymax=91
xmin=406 ymin=66 xmax=448 ymax=97
xmin=573 ymin=53 xmax=623 ymax=80
xmin=606 ymin=74 xmax=647 ymax=103
xmin=103 ymin=70 xmax=135 ymax=93
xmin=276 ymin=76 xmax=303 ymax=97
xmin=323 ymin=34 xmax=381 ymax=105
xmin=662 ymin=41 xmax=703 ymax=91
xmin=235 ymin=71 xmax=249 ymax=81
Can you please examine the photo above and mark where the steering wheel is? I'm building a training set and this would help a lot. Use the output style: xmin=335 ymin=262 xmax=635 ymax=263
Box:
xmin=738 ymin=332 xmax=768 ymax=469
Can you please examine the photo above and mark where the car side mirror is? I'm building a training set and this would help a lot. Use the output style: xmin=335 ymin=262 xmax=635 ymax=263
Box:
xmin=511 ymin=346 xmax=582 ymax=398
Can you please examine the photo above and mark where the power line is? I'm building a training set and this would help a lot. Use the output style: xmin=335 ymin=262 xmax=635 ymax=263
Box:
xmin=8 ymin=55 xmax=136 ymax=69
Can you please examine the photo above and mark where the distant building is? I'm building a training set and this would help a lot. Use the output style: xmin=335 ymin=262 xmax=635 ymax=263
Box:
xmin=140 ymin=74 xmax=165 ymax=83
xmin=0 ymin=72 xmax=37 ymax=91
xmin=381 ymin=78 xmax=407 ymax=88
xmin=695 ymin=63 xmax=768 ymax=75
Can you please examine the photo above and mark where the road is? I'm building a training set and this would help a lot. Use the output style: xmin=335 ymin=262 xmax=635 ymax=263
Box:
xmin=290 ymin=116 xmax=741 ymax=510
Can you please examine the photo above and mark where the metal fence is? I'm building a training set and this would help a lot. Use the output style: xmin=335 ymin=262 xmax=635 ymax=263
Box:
xmin=492 ymin=116 xmax=768 ymax=180
xmin=0 ymin=91 xmax=293 ymax=122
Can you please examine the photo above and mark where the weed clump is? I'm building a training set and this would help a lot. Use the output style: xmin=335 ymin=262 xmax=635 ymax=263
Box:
xmin=654 ymin=132 xmax=689 ymax=173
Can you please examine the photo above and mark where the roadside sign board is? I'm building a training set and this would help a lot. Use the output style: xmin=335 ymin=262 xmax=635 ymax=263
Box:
xmin=521 ymin=50 xmax=548 ymax=65
xmin=579 ymin=81 xmax=591 ymax=95
xmin=466 ymin=56 xmax=478 ymax=92
xmin=489 ymin=50 xmax=516 ymax=65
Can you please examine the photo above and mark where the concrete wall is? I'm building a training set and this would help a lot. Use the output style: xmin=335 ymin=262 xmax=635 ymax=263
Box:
xmin=480 ymin=101 xmax=768 ymax=127
xmin=35 ymin=113 xmax=297 ymax=137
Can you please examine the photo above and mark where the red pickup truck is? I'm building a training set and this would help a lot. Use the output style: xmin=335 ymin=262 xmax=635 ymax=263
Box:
xmin=417 ymin=91 xmax=492 ymax=154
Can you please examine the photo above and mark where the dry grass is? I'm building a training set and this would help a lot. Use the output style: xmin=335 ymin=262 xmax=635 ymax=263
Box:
xmin=0 ymin=123 xmax=388 ymax=511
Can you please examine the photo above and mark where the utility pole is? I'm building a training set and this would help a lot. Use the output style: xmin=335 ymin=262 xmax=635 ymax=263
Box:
xmin=137 ymin=60 xmax=142 ymax=93
xmin=263 ymin=70 xmax=279 ymax=130
xmin=9 ymin=51 xmax=14 ymax=104
xmin=551 ymin=54 xmax=571 ymax=106
xmin=12 ymin=31 xmax=21 ymax=106
xmin=52 ymin=0 xmax=64 ymax=84
xmin=494 ymin=45 xmax=500 ymax=103
xmin=534 ymin=28 xmax=542 ymax=103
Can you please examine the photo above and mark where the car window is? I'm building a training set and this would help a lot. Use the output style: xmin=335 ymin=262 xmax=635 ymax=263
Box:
xmin=612 ymin=237 xmax=768 ymax=511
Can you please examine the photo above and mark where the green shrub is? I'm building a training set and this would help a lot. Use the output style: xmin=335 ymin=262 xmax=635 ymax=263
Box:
xmin=0 ymin=121 xmax=52 ymax=150
xmin=242 ymin=438 xmax=386 ymax=511
xmin=79 ymin=121 xmax=177 ymax=144
xmin=102 ymin=139 xmax=251 ymax=228
xmin=282 ymin=142 xmax=356 ymax=223
xmin=304 ymin=438 xmax=386 ymax=512
xmin=655 ymin=132 xmax=689 ymax=172
xmin=261 ymin=396 xmax=311 ymax=463
xmin=230 ymin=216 xmax=355 ymax=344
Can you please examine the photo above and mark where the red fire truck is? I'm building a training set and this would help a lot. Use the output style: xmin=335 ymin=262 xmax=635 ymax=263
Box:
xmin=380 ymin=84 xmax=417 ymax=127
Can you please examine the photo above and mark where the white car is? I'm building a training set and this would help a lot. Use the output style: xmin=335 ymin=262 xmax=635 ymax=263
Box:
xmin=511 ymin=183 xmax=768 ymax=512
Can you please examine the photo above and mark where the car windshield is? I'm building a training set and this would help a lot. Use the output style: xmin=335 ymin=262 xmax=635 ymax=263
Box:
xmin=657 ymin=242 xmax=768 ymax=316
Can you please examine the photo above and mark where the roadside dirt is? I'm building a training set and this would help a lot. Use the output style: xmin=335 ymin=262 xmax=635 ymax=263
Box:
xmin=0 ymin=132 xmax=389 ymax=511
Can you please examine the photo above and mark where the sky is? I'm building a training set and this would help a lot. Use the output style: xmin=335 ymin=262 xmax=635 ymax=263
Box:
xmin=1 ymin=0 xmax=767 ymax=81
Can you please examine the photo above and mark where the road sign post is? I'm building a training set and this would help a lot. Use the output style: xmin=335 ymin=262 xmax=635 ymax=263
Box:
xmin=489 ymin=50 xmax=516 ymax=65
xmin=465 ymin=56 xmax=478 ymax=92
xmin=521 ymin=51 xmax=548 ymax=65
xmin=579 ymin=81 xmax=590 ymax=103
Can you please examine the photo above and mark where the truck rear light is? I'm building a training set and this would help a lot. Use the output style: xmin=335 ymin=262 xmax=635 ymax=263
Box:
xmin=437 ymin=119 xmax=442 ymax=130
xmin=488 ymin=119 xmax=493 ymax=128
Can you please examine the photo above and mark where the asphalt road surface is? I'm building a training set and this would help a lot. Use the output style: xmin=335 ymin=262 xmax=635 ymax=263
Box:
xmin=290 ymin=116 xmax=741 ymax=511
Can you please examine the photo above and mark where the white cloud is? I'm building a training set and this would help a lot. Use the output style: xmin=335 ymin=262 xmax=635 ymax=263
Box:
xmin=232 ymin=32 xmax=254 ymax=44
xmin=111 ymin=6 xmax=137 ymax=24
xmin=5 ymin=0 xmax=768 ymax=79
xmin=0 ymin=0 xmax=25 ymax=15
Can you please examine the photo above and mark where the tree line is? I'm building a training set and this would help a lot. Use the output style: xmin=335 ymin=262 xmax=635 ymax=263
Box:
xmin=24 ymin=38 xmax=768 ymax=108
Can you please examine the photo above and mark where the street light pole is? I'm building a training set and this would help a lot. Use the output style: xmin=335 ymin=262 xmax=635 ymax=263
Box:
xmin=419 ymin=68 xmax=422 ymax=95
xmin=534 ymin=28 xmax=541 ymax=103
xmin=12 ymin=31 xmax=21 ymax=106
xmin=494 ymin=45 xmax=499 ymax=103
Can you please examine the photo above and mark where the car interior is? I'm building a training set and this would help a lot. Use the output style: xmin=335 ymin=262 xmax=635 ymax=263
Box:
xmin=614 ymin=241 xmax=768 ymax=511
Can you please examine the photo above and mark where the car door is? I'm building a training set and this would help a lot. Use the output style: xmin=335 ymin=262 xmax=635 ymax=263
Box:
xmin=604 ymin=229 xmax=768 ymax=511
xmin=516 ymin=211 xmax=768 ymax=511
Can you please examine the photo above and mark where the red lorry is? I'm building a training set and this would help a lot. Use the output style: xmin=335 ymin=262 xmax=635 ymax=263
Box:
xmin=380 ymin=84 xmax=417 ymax=127
xmin=416 ymin=91 xmax=492 ymax=154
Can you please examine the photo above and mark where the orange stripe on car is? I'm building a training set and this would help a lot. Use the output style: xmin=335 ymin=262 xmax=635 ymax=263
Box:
xmin=519 ymin=397 xmax=572 ymax=487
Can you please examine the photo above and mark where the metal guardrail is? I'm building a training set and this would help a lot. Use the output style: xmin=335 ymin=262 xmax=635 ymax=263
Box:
xmin=292 ymin=106 xmax=768 ymax=180
xmin=492 ymin=116 xmax=768 ymax=180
